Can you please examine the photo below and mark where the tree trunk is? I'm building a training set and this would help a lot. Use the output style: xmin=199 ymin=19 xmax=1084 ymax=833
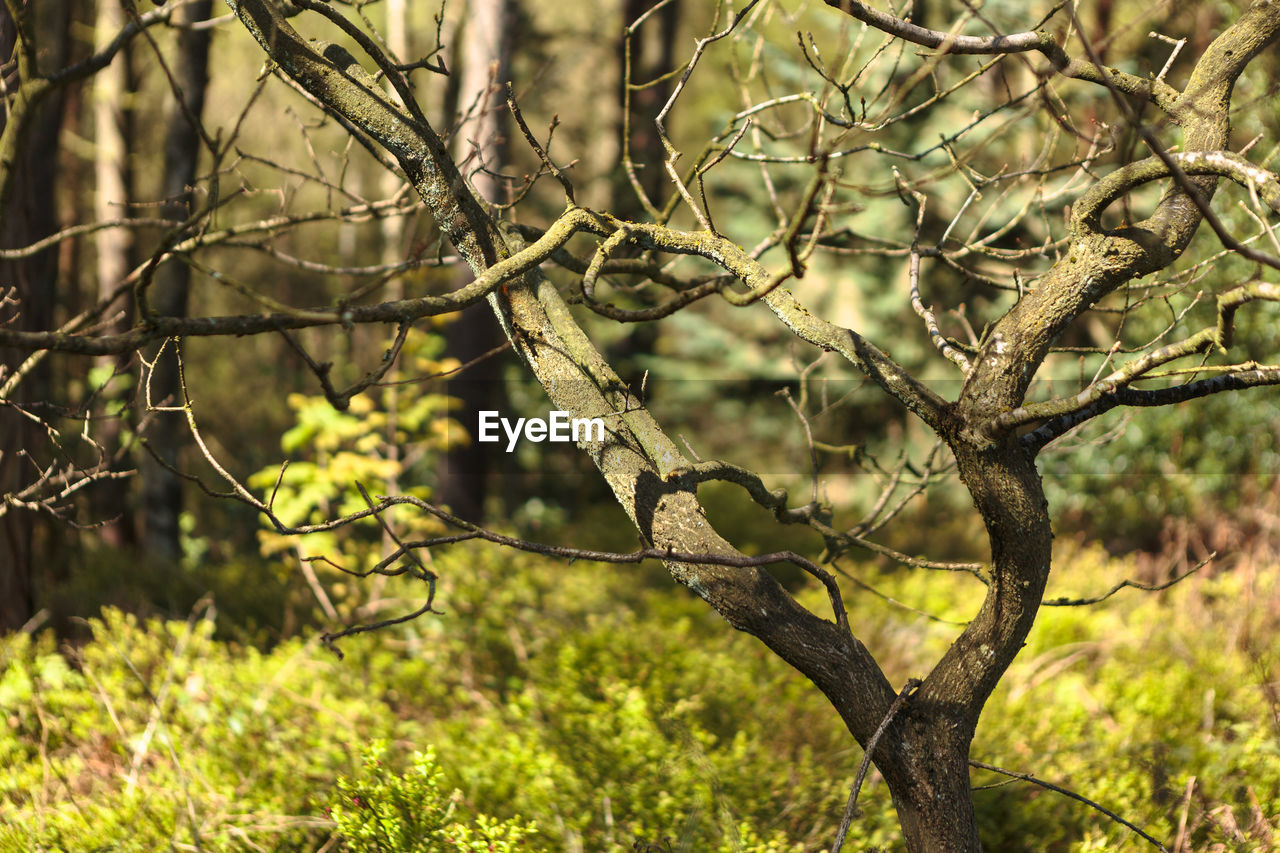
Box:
xmin=602 ymin=0 xmax=678 ymax=374
xmin=140 ymin=0 xmax=213 ymax=562
xmin=846 ymin=429 xmax=1052 ymax=851
xmin=436 ymin=0 xmax=514 ymax=521
xmin=92 ymin=0 xmax=136 ymax=549
xmin=884 ymin=731 xmax=981 ymax=852
xmin=0 ymin=0 xmax=70 ymax=631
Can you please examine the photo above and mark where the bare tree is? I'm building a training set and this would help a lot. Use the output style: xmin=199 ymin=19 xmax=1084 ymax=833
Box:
xmin=5 ymin=0 xmax=1280 ymax=848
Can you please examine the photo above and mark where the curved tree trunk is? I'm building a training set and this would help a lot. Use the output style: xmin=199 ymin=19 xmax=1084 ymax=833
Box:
xmin=222 ymin=2 xmax=1280 ymax=848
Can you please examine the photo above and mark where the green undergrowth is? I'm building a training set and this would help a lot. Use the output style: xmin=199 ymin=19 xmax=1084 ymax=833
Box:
xmin=1 ymin=541 xmax=1277 ymax=851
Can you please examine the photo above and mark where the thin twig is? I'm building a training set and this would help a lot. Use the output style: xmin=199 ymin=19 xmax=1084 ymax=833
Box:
xmin=970 ymin=759 xmax=1171 ymax=852
xmin=831 ymin=678 xmax=922 ymax=853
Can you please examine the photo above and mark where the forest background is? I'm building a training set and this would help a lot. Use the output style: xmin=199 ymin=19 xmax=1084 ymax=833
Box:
xmin=1 ymin=0 xmax=1279 ymax=850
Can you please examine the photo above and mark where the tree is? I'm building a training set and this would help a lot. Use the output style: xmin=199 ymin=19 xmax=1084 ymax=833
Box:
xmin=91 ymin=0 xmax=136 ymax=549
xmin=436 ymin=0 xmax=516 ymax=520
xmin=1 ymin=0 xmax=74 ymax=629
xmin=140 ymin=0 xmax=215 ymax=561
xmin=3 ymin=0 xmax=1280 ymax=848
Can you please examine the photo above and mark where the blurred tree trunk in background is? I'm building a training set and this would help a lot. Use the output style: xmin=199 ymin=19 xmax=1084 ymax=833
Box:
xmin=620 ymin=0 xmax=678 ymax=214
xmin=0 ymin=0 xmax=70 ymax=631
xmin=436 ymin=0 xmax=515 ymax=522
xmin=140 ymin=0 xmax=213 ymax=563
xmin=604 ymin=0 xmax=680 ymax=375
xmin=375 ymin=0 xmax=410 ymax=590
xmin=92 ymin=0 xmax=136 ymax=550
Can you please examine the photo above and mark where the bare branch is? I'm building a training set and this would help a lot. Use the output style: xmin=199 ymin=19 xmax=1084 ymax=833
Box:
xmin=822 ymin=0 xmax=1180 ymax=112
xmin=1073 ymin=150 xmax=1280 ymax=237
xmin=1023 ymin=366 xmax=1280 ymax=451
xmin=506 ymin=83 xmax=575 ymax=204
xmin=997 ymin=281 xmax=1280 ymax=437
xmin=1042 ymin=554 xmax=1213 ymax=607
xmin=903 ymin=182 xmax=972 ymax=374
xmin=970 ymin=760 xmax=1171 ymax=852
xmin=654 ymin=0 xmax=763 ymax=231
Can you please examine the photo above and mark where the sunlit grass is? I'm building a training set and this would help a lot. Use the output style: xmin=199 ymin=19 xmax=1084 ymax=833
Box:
xmin=1 ymin=539 xmax=1276 ymax=851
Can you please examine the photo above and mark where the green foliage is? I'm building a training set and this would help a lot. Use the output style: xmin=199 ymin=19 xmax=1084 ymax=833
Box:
xmin=0 ymin=608 xmax=389 ymax=851
xmin=2 ymin=543 xmax=1277 ymax=851
xmin=329 ymin=743 xmax=535 ymax=852
xmin=247 ymin=327 xmax=463 ymax=618
xmin=342 ymin=546 xmax=862 ymax=852
xmin=972 ymin=545 xmax=1280 ymax=852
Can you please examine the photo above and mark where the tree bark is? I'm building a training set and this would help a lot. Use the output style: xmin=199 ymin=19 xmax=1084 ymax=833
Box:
xmin=92 ymin=0 xmax=136 ymax=549
xmin=884 ymin=732 xmax=981 ymax=852
xmin=0 ymin=0 xmax=70 ymax=631
xmin=140 ymin=0 xmax=213 ymax=563
xmin=436 ymin=0 xmax=514 ymax=521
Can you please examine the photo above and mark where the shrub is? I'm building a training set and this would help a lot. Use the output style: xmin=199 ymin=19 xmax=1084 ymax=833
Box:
xmin=329 ymin=742 xmax=535 ymax=852
xmin=1 ymin=541 xmax=1276 ymax=851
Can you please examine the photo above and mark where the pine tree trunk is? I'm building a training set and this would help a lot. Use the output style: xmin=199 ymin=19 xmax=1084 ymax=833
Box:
xmin=0 ymin=0 xmax=70 ymax=631
xmin=436 ymin=0 xmax=514 ymax=521
xmin=92 ymin=0 xmax=136 ymax=549
xmin=140 ymin=0 xmax=213 ymax=562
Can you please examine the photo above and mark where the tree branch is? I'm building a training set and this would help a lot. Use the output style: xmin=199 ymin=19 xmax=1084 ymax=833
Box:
xmin=224 ymin=0 xmax=903 ymax=752
xmin=996 ymin=280 xmax=1280 ymax=437
xmin=822 ymin=0 xmax=1180 ymax=112
xmin=1023 ymin=366 xmax=1280 ymax=451
xmin=959 ymin=0 xmax=1280 ymax=430
xmin=970 ymin=760 xmax=1171 ymax=851
xmin=1073 ymin=150 xmax=1280 ymax=236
